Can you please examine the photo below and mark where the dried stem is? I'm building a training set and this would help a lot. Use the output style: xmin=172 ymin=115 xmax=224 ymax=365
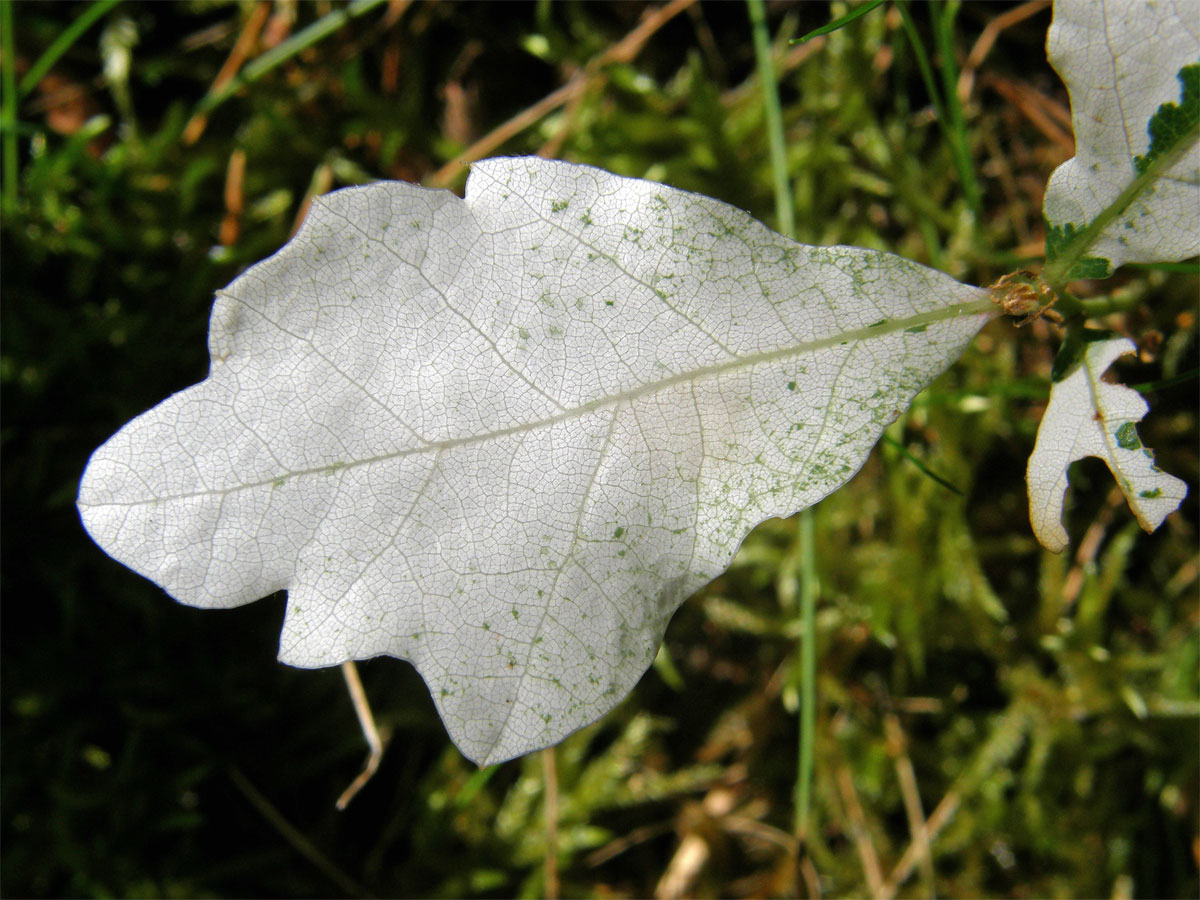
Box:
xmin=427 ymin=0 xmax=697 ymax=189
xmin=335 ymin=660 xmax=387 ymax=810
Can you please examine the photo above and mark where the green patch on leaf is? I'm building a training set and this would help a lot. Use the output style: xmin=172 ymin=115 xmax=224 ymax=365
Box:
xmin=1044 ymin=221 xmax=1114 ymax=280
xmin=1133 ymin=64 xmax=1200 ymax=173
xmin=1115 ymin=422 xmax=1142 ymax=450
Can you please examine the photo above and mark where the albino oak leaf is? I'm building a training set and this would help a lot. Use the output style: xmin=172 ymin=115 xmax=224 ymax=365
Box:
xmin=1029 ymin=0 xmax=1194 ymax=552
xmin=78 ymin=157 xmax=991 ymax=765
xmin=1043 ymin=0 xmax=1199 ymax=280
xmin=1028 ymin=337 xmax=1187 ymax=553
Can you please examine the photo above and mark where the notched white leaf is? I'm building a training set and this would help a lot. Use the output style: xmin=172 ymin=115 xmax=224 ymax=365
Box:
xmin=1027 ymin=337 xmax=1187 ymax=553
xmin=78 ymin=156 xmax=990 ymax=765
xmin=1043 ymin=0 xmax=1200 ymax=278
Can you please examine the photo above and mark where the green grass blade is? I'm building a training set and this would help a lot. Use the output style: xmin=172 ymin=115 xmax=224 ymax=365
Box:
xmin=931 ymin=1 xmax=982 ymax=215
xmin=1130 ymin=367 xmax=1199 ymax=394
xmin=791 ymin=0 xmax=887 ymax=45
xmin=189 ymin=0 xmax=388 ymax=123
xmin=17 ymin=0 xmax=122 ymax=98
xmin=747 ymin=0 xmax=794 ymax=237
xmin=881 ymin=433 xmax=964 ymax=495
xmin=1 ymin=0 xmax=17 ymax=215
xmin=897 ymin=1 xmax=982 ymax=218
xmin=747 ymin=0 xmax=815 ymax=848
xmin=794 ymin=510 xmax=817 ymax=841
xmin=895 ymin=1 xmax=948 ymax=126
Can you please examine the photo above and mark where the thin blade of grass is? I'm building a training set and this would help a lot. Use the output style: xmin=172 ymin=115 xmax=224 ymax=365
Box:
xmin=881 ymin=433 xmax=964 ymax=495
xmin=791 ymin=0 xmax=887 ymax=45
xmin=1130 ymin=368 xmax=1199 ymax=394
xmin=931 ymin=1 xmax=982 ymax=215
xmin=746 ymin=0 xmax=817 ymax=855
xmin=1 ymin=0 xmax=15 ymax=215
xmin=17 ymin=0 xmax=123 ymax=98
xmin=896 ymin=0 xmax=987 ymax=221
xmin=746 ymin=0 xmax=794 ymax=237
xmin=795 ymin=509 xmax=817 ymax=842
xmin=187 ymin=0 xmax=388 ymax=125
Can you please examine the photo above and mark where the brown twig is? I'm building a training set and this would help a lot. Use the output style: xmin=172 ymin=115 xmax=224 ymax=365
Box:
xmin=1060 ymin=485 xmax=1125 ymax=612
xmin=228 ymin=765 xmax=365 ymax=896
xmin=884 ymin=713 xmax=935 ymax=897
xmin=335 ymin=660 xmax=388 ymax=810
xmin=219 ymin=147 xmax=247 ymax=247
xmin=983 ymin=73 xmax=1074 ymax=154
xmin=880 ymin=787 xmax=961 ymax=899
xmin=183 ymin=2 xmax=271 ymax=145
xmin=427 ymin=0 xmax=697 ymax=189
xmin=655 ymin=832 xmax=709 ymax=900
xmin=291 ymin=161 xmax=334 ymax=238
xmin=834 ymin=762 xmax=886 ymax=899
xmin=956 ymin=0 xmax=1052 ymax=105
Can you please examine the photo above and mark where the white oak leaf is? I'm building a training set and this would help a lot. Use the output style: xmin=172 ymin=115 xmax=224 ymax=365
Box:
xmin=1027 ymin=337 xmax=1187 ymax=552
xmin=1043 ymin=0 xmax=1199 ymax=279
xmin=78 ymin=157 xmax=991 ymax=765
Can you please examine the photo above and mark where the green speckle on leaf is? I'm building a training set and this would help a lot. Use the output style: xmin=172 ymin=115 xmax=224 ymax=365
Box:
xmin=614 ymin=526 xmax=624 ymax=539
xmin=550 ymin=199 xmax=569 ymax=212
xmin=1115 ymin=422 xmax=1141 ymax=450
xmin=904 ymin=324 xmax=928 ymax=334
xmin=1140 ymin=487 xmax=1163 ymax=499
xmin=787 ymin=381 xmax=796 ymax=391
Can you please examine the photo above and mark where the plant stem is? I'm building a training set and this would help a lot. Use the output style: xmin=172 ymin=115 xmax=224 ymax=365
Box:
xmin=187 ymin=0 xmax=388 ymax=124
xmin=795 ymin=509 xmax=817 ymax=841
xmin=543 ymin=746 xmax=560 ymax=900
xmin=931 ymin=1 xmax=982 ymax=216
xmin=792 ymin=0 xmax=887 ymax=45
xmin=897 ymin=1 xmax=980 ymax=218
xmin=747 ymin=0 xmax=795 ymax=238
xmin=1 ymin=0 xmax=18 ymax=216
xmin=747 ymin=0 xmax=815 ymax=848
xmin=18 ymin=0 xmax=123 ymax=97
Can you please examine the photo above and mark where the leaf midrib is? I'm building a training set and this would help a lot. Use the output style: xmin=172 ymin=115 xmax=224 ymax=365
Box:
xmin=81 ymin=298 xmax=994 ymax=509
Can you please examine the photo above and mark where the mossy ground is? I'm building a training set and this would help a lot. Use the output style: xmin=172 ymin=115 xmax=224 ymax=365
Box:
xmin=2 ymin=2 xmax=1196 ymax=897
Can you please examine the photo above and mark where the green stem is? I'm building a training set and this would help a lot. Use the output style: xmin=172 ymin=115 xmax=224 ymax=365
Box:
xmin=930 ymin=1 xmax=981 ymax=216
xmin=747 ymin=0 xmax=814 ymax=846
xmin=897 ymin=1 xmax=980 ymax=218
xmin=188 ymin=0 xmax=387 ymax=123
xmin=747 ymin=0 xmax=795 ymax=238
xmin=895 ymin=2 xmax=947 ymax=130
xmin=791 ymin=0 xmax=886 ymax=46
xmin=1042 ymin=115 xmax=1200 ymax=290
xmin=18 ymin=0 xmax=123 ymax=97
xmin=1 ymin=0 xmax=17 ymax=215
xmin=795 ymin=509 xmax=817 ymax=841
xmin=1078 ymin=292 xmax=1146 ymax=317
